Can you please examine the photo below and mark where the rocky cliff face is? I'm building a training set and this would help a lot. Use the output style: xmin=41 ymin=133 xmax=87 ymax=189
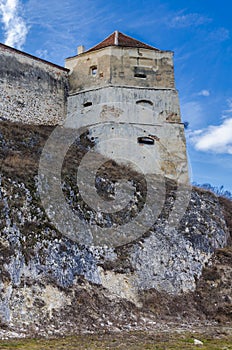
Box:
xmin=0 ymin=120 xmax=231 ymax=336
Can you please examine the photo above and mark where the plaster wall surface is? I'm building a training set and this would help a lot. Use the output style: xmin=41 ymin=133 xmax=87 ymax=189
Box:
xmin=67 ymin=86 xmax=188 ymax=182
xmin=68 ymin=86 xmax=181 ymax=123
xmin=0 ymin=45 xmax=69 ymax=125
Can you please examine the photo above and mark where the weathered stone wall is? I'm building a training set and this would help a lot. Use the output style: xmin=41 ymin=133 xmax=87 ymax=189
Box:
xmin=66 ymin=46 xmax=174 ymax=94
xmin=0 ymin=44 xmax=69 ymax=125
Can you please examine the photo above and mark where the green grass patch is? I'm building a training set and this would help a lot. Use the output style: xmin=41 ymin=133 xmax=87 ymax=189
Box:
xmin=0 ymin=332 xmax=231 ymax=350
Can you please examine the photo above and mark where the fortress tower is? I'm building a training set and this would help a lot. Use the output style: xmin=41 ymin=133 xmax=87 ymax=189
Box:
xmin=0 ymin=31 xmax=188 ymax=183
xmin=65 ymin=31 xmax=188 ymax=183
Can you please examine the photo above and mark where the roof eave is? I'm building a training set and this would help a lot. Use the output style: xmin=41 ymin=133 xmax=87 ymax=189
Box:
xmin=66 ymin=45 xmax=173 ymax=60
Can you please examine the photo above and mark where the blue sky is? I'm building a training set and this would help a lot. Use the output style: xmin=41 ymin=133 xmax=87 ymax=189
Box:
xmin=0 ymin=0 xmax=231 ymax=191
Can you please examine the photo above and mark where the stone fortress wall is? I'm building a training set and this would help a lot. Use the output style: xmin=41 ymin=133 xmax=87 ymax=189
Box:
xmin=0 ymin=32 xmax=189 ymax=182
xmin=0 ymin=43 xmax=69 ymax=125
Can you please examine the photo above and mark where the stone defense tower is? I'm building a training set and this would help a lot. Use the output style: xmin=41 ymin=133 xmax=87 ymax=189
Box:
xmin=66 ymin=31 xmax=188 ymax=183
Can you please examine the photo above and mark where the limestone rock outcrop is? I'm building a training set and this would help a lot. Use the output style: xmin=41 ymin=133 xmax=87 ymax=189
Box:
xmin=0 ymin=120 xmax=230 ymax=335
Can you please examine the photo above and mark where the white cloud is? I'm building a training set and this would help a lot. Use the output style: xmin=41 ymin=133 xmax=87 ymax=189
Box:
xmin=35 ymin=49 xmax=48 ymax=60
xmin=225 ymin=98 xmax=232 ymax=113
xmin=169 ymin=13 xmax=211 ymax=28
xmin=197 ymin=90 xmax=210 ymax=97
xmin=221 ymin=98 xmax=232 ymax=119
xmin=208 ymin=27 xmax=230 ymax=42
xmin=0 ymin=0 xmax=28 ymax=49
xmin=189 ymin=118 xmax=232 ymax=154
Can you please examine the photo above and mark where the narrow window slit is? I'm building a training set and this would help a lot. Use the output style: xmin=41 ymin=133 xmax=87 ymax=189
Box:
xmin=137 ymin=136 xmax=154 ymax=145
xmin=134 ymin=73 xmax=146 ymax=79
xmin=83 ymin=102 xmax=92 ymax=107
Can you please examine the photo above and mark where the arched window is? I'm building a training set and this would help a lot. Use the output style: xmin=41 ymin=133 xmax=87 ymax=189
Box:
xmin=137 ymin=136 xmax=155 ymax=145
xmin=136 ymin=99 xmax=153 ymax=107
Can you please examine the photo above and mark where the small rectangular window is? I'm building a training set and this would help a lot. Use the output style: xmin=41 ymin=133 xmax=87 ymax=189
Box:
xmin=134 ymin=67 xmax=147 ymax=79
xmin=134 ymin=72 xmax=147 ymax=79
xmin=90 ymin=66 xmax=97 ymax=76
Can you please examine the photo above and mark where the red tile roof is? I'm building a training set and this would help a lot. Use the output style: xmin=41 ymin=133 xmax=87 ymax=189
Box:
xmin=86 ymin=31 xmax=160 ymax=53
